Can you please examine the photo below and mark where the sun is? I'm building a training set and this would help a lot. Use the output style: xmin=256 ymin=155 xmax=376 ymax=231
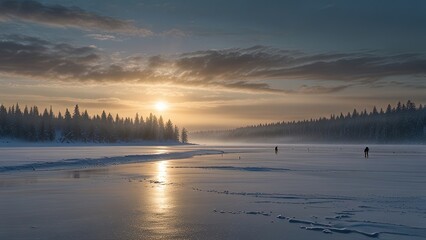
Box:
xmin=155 ymin=101 xmax=168 ymax=112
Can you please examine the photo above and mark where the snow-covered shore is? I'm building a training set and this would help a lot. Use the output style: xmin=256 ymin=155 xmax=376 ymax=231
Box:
xmin=0 ymin=138 xmax=192 ymax=148
xmin=0 ymin=149 xmax=224 ymax=172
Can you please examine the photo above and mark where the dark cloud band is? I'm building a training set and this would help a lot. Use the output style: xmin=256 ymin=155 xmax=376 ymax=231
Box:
xmin=176 ymin=46 xmax=426 ymax=82
xmin=0 ymin=0 xmax=152 ymax=36
xmin=0 ymin=35 xmax=425 ymax=94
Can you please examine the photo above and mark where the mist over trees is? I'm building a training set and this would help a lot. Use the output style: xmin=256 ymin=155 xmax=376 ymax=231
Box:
xmin=0 ymin=104 xmax=187 ymax=143
xmin=193 ymin=100 xmax=426 ymax=143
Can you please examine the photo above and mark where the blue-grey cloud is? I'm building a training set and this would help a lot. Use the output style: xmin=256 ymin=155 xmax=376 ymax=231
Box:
xmin=0 ymin=34 xmax=100 ymax=79
xmin=297 ymin=85 xmax=350 ymax=94
xmin=86 ymin=34 xmax=117 ymax=41
xmin=1 ymin=35 xmax=424 ymax=94
xmin=0 ymin=35 xmax=280 ymax=93
xmin=0 ymin=0 xmax=152 ymax=36
xmin=175 ymin=46 xmax=426 ymax=82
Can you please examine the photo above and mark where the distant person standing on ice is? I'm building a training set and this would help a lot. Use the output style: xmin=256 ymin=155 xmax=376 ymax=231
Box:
xmin=364 ymin=147 xmax=369 ymax=158
xmin=275 ymin=146 xmax=278 ymax=154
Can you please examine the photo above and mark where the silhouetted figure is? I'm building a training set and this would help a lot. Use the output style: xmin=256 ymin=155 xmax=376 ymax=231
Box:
xmin=364 ymin=147 xmax=369 ymax=158
xmin=275 ymin=146 xmax=278 ymax=154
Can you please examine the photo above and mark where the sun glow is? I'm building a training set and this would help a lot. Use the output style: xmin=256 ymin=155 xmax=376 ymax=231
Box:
xmin=155 ymin=101 xmax=168 ymax=112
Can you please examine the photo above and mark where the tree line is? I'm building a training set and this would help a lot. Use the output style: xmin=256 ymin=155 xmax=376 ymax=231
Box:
xmin=193 ymin=100 xmax=426 ymax=143
xmin=0 ymin=104 xmax=189 ymax=143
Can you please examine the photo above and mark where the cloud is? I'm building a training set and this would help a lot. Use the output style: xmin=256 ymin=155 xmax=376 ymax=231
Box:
xmin=86 ymin=34 xmax=117 ymax=41
xmin=175 ymin=46 xmax=426 ymax=82
xmin=297 ymin=85 xmax=350 ymax=94
xmin=0 ymin=0 xmax=152 ymax=36
xmin=1 ymin=35 xmax=425 ymax=94
xmin=0 ymin=34 xmax=99 ymax=79
xmin=0 ymin=35 xmax=280 ymax=93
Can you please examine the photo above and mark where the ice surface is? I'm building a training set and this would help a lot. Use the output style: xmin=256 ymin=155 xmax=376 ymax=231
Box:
xmin=0 ymin=144 xmax=425 ymax=240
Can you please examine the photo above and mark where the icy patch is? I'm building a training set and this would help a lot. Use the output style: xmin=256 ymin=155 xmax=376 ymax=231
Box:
xmin=212 ymin=207 xmax=383 ymax=238
xmin=288 ymin=218 xmax=332 ymax=227
xmin=172 ymin=166 xmax=291 ymax=172
xmin=198 ymin=188 xmax=355 ymax=202
xmin=325 ymin=214 xmax=352 ymax=220
xmin=245 ymin=211 xmax=271 ymax=216
xmin=212 ymin=209 xmax=271 ymax=216
xmin=301 ymin=226 xmax=380 ymax=238
xmin=198 ymin=186 xmax=426 ymax=238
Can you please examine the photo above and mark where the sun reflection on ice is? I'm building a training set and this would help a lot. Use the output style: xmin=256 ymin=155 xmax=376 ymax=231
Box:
xmin=157 ymin=161 xmax=168 ymax=184
xmin=153 ymin=146 xmax=169 ymax=155
xmin=154 ymin=160 xmax=170 ymax=214
xmin=140 ymin=159 xmax=178 ymax=237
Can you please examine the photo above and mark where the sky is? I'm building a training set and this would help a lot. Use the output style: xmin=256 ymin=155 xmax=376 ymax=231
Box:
xmin=0 ymin=0 xmax=425 ymax=131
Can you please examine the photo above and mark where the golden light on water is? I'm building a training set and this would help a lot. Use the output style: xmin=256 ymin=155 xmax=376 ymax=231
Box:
xmin=154 ymin=160 xmax=170 ymax=214
xmin=138 ymin=148 xmax=178 ymax=236
xmin=153 ymin=148 xmax=170 ymax=213
xmin=157 ymin=161 xmax=168 ymax=184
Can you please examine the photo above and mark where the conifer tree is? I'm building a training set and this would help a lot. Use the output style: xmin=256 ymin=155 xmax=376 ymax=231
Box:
xmin=181 ymin=127 xmax=188 ymax=143
xmin=174 ymin=126 xmax=180 ymax=142
xmin=158 ymin=116 xmax=165 ymax=141
xmin=165 ymin=119 xmax=174 ymax=140
xmin=62 ymin=108 xmax=72 ymax=141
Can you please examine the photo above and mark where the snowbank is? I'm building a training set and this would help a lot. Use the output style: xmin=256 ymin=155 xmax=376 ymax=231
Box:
xmin=0 ymin=138 xmax=192 ymax=148
xmin=0 ymin=149 xmax=224 ymax=172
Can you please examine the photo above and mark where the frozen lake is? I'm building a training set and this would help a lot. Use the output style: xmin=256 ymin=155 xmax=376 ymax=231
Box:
xmin=1 ymin=144 xmax=425 ymax=239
